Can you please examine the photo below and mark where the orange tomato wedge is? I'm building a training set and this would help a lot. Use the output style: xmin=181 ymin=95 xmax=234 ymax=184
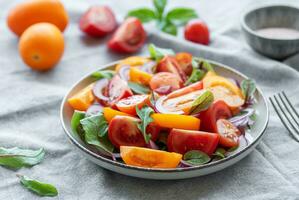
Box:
xmin=120 ymin=146 xmax=182 ymax=168
xmin=152 ymin=113 xmax=200 ymax=130
xmin=68 ymin=83 xmax=95 ymax=111
xmin=115 ymin=56 xmax=149 ymax=72
xmin=129 ymin=67 xmax=153 ymax=85
xmin=103 ymin=107 xmax=131 ymax=122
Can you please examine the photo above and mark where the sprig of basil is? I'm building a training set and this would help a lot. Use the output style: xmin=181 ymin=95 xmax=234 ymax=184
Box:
xmin=166 ymin=8 xmax=197 ymax=26
xmin=158 ymin=20 xmax=177 ymax=35
xmin=213 ymin=148 xmax=226 ymax=159
xmin=0 ymin=147 xmax=45 ymax=169
xmin=148 ymin=43 xmax=174 ymax=62
xmin=154 ymin=0 xmax=167 ymax=19
xmin=18 ymin=175 xmax=58 ymax=197
xmin=91 ymin=70 xmax=115 ymax=80
xmin=136 ymin=106 xmax=154 ymax=144
xmin=128 ymin=81 xmax=150 ymax=94
xmin=183 ymin=150 xmax=211 ymax=166
xmin=241 ymin=79 xmax=256 ymax=101
xmin=127 ymin=8 xmax=156 ymax=23
xmin=189 ymin=90 xmax=214 ymax=115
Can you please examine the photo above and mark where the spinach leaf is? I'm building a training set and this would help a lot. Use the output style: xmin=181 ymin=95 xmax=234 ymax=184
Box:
xmin=80 ymin=114 xmax=114 ymax=153
xmin=148 ymin=43 xmax=174 ymax=62
xmin=128 ymin=81 xmax=150 ymax=94
xmin=0 ymin=147 xmax=45 ymax=170
xmin=91 ymin=70 xmax=115 ymax=80
xmin=18 ymin=175 xmax=58 ymax=197
xmin=166 ymin=8 xmax=197 ymax=26
xmin=153 ymin=0 xmax=167 ymax=18
xmin=127 ymin=8 xmax=156 ymax=23
xmin=136 ymin=106 xmax=154 ymax=144
xmin=71 ymin=110 xmax=85 ymax=135
xmin=185 ymin=68 xmax=205 ymax=85
xmin=241 ymin=79 xmax=256 ymax=101
xmin=189 ymin=90 xmax=214 ymax=115
xmin=183 ymin=150 xmax=211 ymax=166
xmin=213 ymin=148 xmax=226 ymax=159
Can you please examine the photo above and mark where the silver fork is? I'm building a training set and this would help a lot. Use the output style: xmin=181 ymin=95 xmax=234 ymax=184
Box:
xmin=269 ymin=91 xmax=299 ymax=142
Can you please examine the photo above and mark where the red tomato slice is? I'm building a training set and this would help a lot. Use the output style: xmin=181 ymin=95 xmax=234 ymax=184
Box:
xmin=184 ymin=19 xmax=210 ymax=45
xmin=200 ymin=100 xmax=232 ymax=133
xmin=175 ymin=52 xmax=193 ymax=76
xmin=166 ymin=81 xmax=203 ymax=99
xmin=149 ymin=72 xmax=182 ymax=95
xmin=79 ymin=6 xmax=117 ymax=37
xmin=108 ymin=17 xmax=146 ymax=53
xmin=167 ymin=129 xmax=220 ymax=155
xmin=156 ymin=56 xmax=187 ymax=82
xmin=116 ymin=94 xmax=149 ymax=115
xmin=108 ymin=75 xmax=133 ymax=106
xmin=146 ymin=122 xmax=160 ymax=141
xmin=108 ymin=116 xmax=145 ymax=148
xmin=216 ymin=119 xmax=240 ymax=148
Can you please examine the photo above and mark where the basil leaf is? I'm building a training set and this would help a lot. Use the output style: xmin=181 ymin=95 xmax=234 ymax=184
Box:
xmin=71 ymin=110 xmax=85 ymax=135
xmin=227 ymin=146 xmax=239 ymax=152
xmin=213 ymin=148 xmax=226 ymax=159
xmin=148 ymin=43 xmax=175 ymax=62
xmin=128 ymin=81 xmax=150 ymax=94
xmin=0 ymin=147 xmax=45 ymax=169
xmin=183 ymin=150 xmax=211 ymax=166
xmin=189 ymin=90 xmax=214 ymax=115
xmin=159 ymin=20 xmax=177 ymax=35
xmin=18 ymin=175 xmax=58 ymax=197
xmin=241 ymin=79 xmax=256 ymax=101
xmin=153 ymin=0 xmax=167 ymax=18
xmin=127 ymin=8 xmax=156 ymax=23
xmin=185 ymin=68 xmax=205 ymax=85
xmin=80 ymin=114 xmax=114 ymax=153
xmin=91 ymin=70 xmax=115 ymax=80
xmin=166 ymin=8 xmax=197 ymax=26
xmin=136 ymin=106 xmax=154 ymax=144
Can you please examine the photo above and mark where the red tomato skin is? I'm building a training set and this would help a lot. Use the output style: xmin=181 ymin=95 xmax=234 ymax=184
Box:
xmin=184 ymin=19 xmax=210 ymax=45
xmin=200 ymin=100 xmax=232 ymax=133
xmin=79 ymin=6 xmax=117 ymax=37
xmin=146 ymin=123 xmax=160 ymax=141
xmin=156 ymin=56 xmax=187 ymax=82
xmin=108 ymin=116 xmax=145 ymax=148
xmin=115 ymin=95 xmax=149 ymax=115
xmin=216 ymin=119 xmax=240 ymax=148
xmin=175 ymin=52 xmax=193 ymax=76
xmin=108 ymin=75 xmax=133 ymax=106
xmin=166 ymin=81 xmax=203 ymax=99
xmin=108 ymin=17 xmax=146 ymax=53
xmin=167 ymin=129 xmax=219 ymax=155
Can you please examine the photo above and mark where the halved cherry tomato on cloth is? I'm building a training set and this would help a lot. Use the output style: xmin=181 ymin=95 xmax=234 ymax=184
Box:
xmin=120 ymin=146 xmax=182 ymax=168
xmin=167 ymin=129 xmax=219 ymax=155
xmin=200 ymin=100 xmax=232 ymax=133
xmin=152 ymin=113 xmax=200 ymax=130
xmin=156 ymin=56 xmax=187 ymax=82
xmin=184 ymin=19 xmax=210 ymax=45
xmin=116 ymin=94 xmax=149 ymax=115
xmin=68 ymin=83 xmax=95 ymax=111
xmin=149 ymin=72 xmax=182 ymax=94
xmin=108 ymin=75 xmax=133 ymax=106
xmin=108 ymin=17 xmax=146 ymax=53
xmin=216 ymin=119 xmax=240 ymax=148
xmin=103 ymin=107 xmax=131 ymax=122
xmin=79 ymin=6 xmax=117 ymax=37
xmin=108 ymin=116 xmax=145 ymax=148
xmin=175 ymin=52 xmax=193 ymax=76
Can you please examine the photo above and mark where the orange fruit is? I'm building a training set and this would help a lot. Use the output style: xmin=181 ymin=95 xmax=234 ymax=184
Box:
xmin=19 ymin=23 xmax=64 ymax=71
xmin=7 ymin=0 xmax=68 ymax=36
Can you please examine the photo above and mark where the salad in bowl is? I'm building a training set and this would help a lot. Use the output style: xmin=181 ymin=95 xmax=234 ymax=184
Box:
xmin=66 ymin=44 xmax=257 ymax=169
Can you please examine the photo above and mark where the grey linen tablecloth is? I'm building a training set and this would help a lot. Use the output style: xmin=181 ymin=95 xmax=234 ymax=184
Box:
xmin=1 ymin=0 xmax=299 ymax=199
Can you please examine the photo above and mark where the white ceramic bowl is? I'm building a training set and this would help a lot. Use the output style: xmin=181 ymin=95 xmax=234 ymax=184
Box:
xmin=60 ymin=59 xmax=269 ymax=180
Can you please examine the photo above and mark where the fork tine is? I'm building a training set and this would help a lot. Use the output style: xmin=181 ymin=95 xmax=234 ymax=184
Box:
xmin=278 ymin=92 xmax=299 ymax=128
xmin=270 ymin=95 xmax=299 ymax=142
xmin=282 ymin=91 xmax=299 ymax=119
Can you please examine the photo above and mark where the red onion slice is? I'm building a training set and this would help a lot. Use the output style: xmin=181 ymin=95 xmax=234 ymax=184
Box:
xmin=118 ymin=65 xmax=130 ymax=81
xmin=140 ymin=61 xmax=157 ymax=74
xmin=92 ymin=79 xmax=109 ymax=102
xmin=146 ymin=140 xmax=159 ymax=150
xmin=155 ymin=95 xmax=184 ymax=114
xmin=86 ymin=103 xmax=103 ymax=116
xmin=154 ymin=85 xmax=172 ymax=95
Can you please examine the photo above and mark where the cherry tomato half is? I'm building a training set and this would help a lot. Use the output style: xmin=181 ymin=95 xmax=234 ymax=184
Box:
xmin=79 ymin=6 xmax=117 ymax=37
xmin=108 ymin=17 xmax=146 ymax=53
xmin=184 ymin=19 xmax=210 ymax=45
xmin=116 ymin=94 xmax=149 ymax=115
xmin=216 ymin=119 xmax=240 ymax=148
xmin=175 ymin=52 xmax=193 ymax=76
xmin=200 ymin=100 xmax=232 ymax=133
xmin=156 ymin=56 xmax=187 ymax=82
xmin=167 ymin=129 xmax=220 ymax=155
xmin=108 ymin=75 xmax=133 ymax=106
xmin=166 ymin=81 xmax=203 ymax=99
xmin=108 ymin=116 xmax=145 ymax=148
xmin=149 ymin=72 xmax=182 ymax=95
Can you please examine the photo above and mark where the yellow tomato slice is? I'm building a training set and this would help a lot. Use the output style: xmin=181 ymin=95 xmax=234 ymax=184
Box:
xmin=68 ymin=83 xmax=95 ymax=111
xmin=129 ymin=67 xmax=153 ymax=85
xmin=120 ymin=146 xmax=182 ymax=168
xmin=103 ymin=107 xmax=131 ymax=122
xmin=152 ymin=113 xmax=200 ymax=130
xmin=115 ymin=56 xmax=150 ymax=72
